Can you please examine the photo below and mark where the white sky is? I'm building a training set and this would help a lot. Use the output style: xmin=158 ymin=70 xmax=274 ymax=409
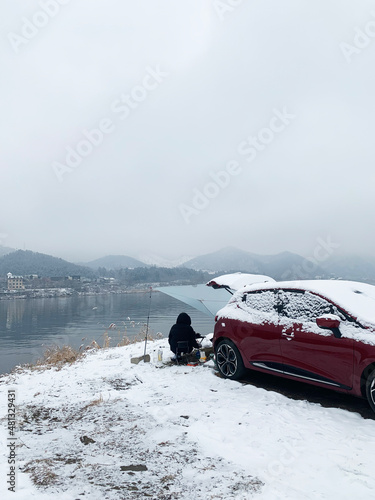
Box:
xmin=1 ymin=0 xmax=375 ymax=262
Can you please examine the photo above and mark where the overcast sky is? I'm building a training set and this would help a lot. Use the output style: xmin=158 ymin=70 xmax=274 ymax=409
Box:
xmin=1 ymin=0 xmax=375 ymax=263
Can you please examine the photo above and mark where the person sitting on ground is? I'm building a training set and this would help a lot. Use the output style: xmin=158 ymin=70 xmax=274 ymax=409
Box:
xmin=168 ymin=312 xmax=202 ymax=357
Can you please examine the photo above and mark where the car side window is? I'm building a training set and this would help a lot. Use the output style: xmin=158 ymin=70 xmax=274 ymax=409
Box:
xmin=279 ymin=290 xmax=346 ymax=322
xmin=244 ymin=290 xmax=276 ymax=313
xmin=241 ymin=290 xmax=279 ymax=325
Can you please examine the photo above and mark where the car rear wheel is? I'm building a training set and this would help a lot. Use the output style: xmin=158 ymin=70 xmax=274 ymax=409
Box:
xmin=366 ymin=370 xmax=375 ymax=413
xmin=215 ymin=340 xmax=246 ymax=380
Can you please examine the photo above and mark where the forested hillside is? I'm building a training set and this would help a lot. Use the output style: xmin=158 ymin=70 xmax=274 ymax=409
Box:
xmin=97 ymin=266 xmax=211 ymax=285
xmin=0 ymin=250 xmax=95 ymax=278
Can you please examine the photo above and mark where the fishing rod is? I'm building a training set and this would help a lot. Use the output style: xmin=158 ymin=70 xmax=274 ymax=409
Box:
xmin=143 ymin=286 xmax=152 ymax=360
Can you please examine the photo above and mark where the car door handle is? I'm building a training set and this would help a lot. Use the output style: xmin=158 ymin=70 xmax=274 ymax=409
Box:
xmin=282 ymin=332 xmax=294 ymax=341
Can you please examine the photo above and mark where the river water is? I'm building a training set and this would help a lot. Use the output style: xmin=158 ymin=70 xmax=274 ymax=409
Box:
xmin=0 ymin=291 xmax=215 ymax=375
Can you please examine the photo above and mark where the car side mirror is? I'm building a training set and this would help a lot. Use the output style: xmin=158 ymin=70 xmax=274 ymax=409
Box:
xmin=316 ymin=315 xmax=341 ymax=338
xmin=316 ymin=315 xmax=340 ymax=329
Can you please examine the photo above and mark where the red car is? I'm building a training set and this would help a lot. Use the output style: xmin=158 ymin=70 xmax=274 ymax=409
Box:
xmin=213 ymin=280 xmax=375 ymax=413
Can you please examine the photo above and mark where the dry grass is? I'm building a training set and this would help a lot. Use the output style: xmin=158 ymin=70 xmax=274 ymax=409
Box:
xmin=35 ymin=345 xmax=83 ymax=369
xmin=17 ymin=324 xmax=164 ymax=373
xmin=103 ymin=331 xmax=111 ymax=348
xmin=82 ymin=394 xmax=104 ymax=410
xmin=22 ymin=459 xmax=58 ymax=487
xmin=160 ymin=474 xmax=176 ymax=483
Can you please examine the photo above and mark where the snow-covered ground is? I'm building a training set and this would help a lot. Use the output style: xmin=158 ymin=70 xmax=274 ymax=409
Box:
xmin=1 ymin=338 xmax=375 ymax=499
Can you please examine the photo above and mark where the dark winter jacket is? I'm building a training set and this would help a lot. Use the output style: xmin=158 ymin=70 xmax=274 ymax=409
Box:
xmin=168 ymin=313 xmax=200 ymax=354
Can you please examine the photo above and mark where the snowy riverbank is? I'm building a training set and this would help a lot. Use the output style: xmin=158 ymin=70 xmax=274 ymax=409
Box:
xmin=1 ymin=339 xmax=375 ymax=499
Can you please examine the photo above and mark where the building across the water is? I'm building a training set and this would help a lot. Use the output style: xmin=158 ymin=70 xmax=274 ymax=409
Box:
xmin=7 ymin=273 xmax=25 ymax=290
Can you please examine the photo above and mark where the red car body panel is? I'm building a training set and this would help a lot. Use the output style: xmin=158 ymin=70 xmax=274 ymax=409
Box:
xmin=233 ymin=320 xmax=283 ymax=364
xmin=213 ymin=285 xmax=375 ymax=400
xmin=278 ymin=321 xmax=354 ymax=390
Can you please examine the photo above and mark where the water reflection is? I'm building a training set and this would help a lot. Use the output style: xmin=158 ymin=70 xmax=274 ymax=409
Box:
xmin=0 ymin=291 xmax=214 ymax=375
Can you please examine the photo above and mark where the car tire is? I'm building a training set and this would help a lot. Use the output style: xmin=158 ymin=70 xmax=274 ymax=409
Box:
xmin=215 ymin=339 xmax=246 ymax=380
xmin=366 ymin=370 xmax=375 ymax=413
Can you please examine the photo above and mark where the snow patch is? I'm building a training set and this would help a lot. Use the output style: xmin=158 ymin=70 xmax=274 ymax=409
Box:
xmin=1 ymin=340 xmax=375 ymax=499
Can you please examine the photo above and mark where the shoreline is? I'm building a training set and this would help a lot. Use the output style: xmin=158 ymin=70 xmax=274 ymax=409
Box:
xmin=0 ymin=287 xmax=157 ymax=301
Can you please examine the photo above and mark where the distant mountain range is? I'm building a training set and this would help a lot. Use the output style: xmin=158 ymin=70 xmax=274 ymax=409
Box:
xmin=83 ymin=255 xmax=148 ymax=270
xmin=137 ymin=253 xmax=193 ymax=268
xmin=182 ymin=247 xmax=322 ymax=280
xmin=0 ymin=246 xmax=375 ymax=284
xmin=319 ymin=254 xmax=375 ymax=283
xmin=182 ymin=247 xmax=375 ymax=283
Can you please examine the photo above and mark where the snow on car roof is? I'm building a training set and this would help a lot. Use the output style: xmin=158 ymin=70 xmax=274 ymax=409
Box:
xmin=206 ymin=272 xmax=275 ymax=291
xmin=240 ymin=279 xmax=375 ymax=326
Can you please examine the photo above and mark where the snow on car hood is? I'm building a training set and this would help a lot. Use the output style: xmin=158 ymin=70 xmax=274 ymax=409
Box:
xmin=206 ymin=272 xmax=275 ymax=291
